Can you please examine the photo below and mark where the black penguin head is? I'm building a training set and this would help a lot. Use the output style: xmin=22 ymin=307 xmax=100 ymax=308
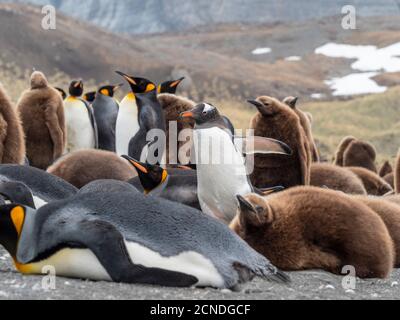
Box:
xmin=0 ymin=204 xmax=27 ymax=258
xmin=55 ymin=87 xmax=67 ymax=100
xmin=122 ymin=155 xmax=168 ymax=194
xmin=98 ymin=83 xmax=124 ymax=98
xmin=179 ymin=103 xmax=223 ymax=126
xmin=115 ymin=71 xmax=156 ymax=94
xmin=69 ymin=80 xmax=84 ymax=97
xmin=83 ymin=91 xmax=96 ymax=103
xmin=158 ymin=77 xmax=185 ymax=94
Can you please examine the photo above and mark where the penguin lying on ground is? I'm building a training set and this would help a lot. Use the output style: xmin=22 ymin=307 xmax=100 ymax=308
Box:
xmin=0 ymin=83 xmax=26 ymax=165
xmin=0 ymin=164 xmax=77 ymax=208
xmin=231 ymin=187 xmax=394 ymax=278
xmin=0 ymin=181 xmax=35 ymax=208
xmin=334 ymin=136 xmax=377 ymax=172
xmin=47 ymin=150 xmax=137 ymax=189
xmin=353 ymin=195 xmax=400 ymax=267
xmin=17 ymin=71 xmax=66 ymax=170
xmin=282 ymin=96 xmax=320 ymax=162
xmin=0 ymin=183 xmax=290 ymax=289
xmin=179 ymin=103 xmax=291 ymax=223
xmin=158 ymin=78 xmax=185 ymax=94
xmin=64 ymin=80 xmax=98 ymax=153
xmin=92 ymin=84 xmax=123 ymax=152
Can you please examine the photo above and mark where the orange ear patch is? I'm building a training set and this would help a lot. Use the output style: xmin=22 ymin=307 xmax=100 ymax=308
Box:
xmin=145 ymin=83 xmax=156 ymax=92
xmin=100 ymin=89 xmax=109 ymax=96
xmin=11 ymin=206 xmax=25 ymax=236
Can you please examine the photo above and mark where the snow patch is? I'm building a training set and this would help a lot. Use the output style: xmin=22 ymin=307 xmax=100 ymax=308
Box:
xmin=315 ymin=42 xmax=400 ymax=96
xmin=252 ymin=47 xmax=271 ymax=55
xmin=285 ymin=56 xmax=302 ymax=61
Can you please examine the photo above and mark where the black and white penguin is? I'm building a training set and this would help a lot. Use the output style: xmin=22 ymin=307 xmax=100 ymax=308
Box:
xmin=64 ymin=80 xmax=98 ymax=153
xmin=92 ymin=84 xmax=123 ymax=152
xmin=55 ymin=87 xmax=67 ymax=100
xmin=0 ymin=164 xmax=78 ymax=208
xmin=83 ymin=91 xmax=96 ymax=104
xmin=179 ymin=103 xmax=291 ymax=224
xmin=115 ymin=72 xmax=148 ymax=156
xmin=158 ymin=77 xmax=185 ymax=94
xmin=0 ymin=183 xmax=289 ymax=289
xmin=122 ymin=155 xmax=200 ymax=210
xmin=115 ymin=71 xmax=166 ymax=162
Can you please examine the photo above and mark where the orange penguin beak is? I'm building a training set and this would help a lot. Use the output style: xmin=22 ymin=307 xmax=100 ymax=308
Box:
xmin=179 ymin=111 xmax=194 ymax=119
xmin=121 ymin=155 xmax=148 ymax=174
xmin=115 ymin=71 xmax=137 ymax=86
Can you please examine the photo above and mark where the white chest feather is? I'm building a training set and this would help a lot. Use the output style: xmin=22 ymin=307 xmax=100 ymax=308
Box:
xmin=116 ymin=95 xmax=139 ymax=155
xmin=21 ymin=241 xmax=224 ymax=287
xmin=33 ymin=196 xmax=48 ymax=209
xmin=194 ymin=128 xmax=252 ymax=222
xmin=64 ymin=98 xmax=95 ymax=152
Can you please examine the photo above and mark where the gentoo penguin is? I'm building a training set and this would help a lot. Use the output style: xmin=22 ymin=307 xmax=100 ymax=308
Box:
xmin=17 ymin=71 xmax=66 ymax=170
xmin=47 ymin=149 xmax=137 ymax=188
xmin=180 ymin=103 xmax=291 ymax=223
xmin=116 ymin=72 xmax=166 ymax=162
xmin=124 ymin=156 xmax=283 ymax=211
xmin=248 ymin=96 xmax=312 ymax=189
xmin=0 ymin=164 xmax=77 ymax=208
xmin=64 ymin=80 xmax=98 ymax=153
xmin=282 ymin=97 xmax=319 ymax=162
xmin=0 ymin=83 xmax=25 ymax=165
xmin=123 ymin=155 xmax=200 ymax=209
xmin=0 ymin=186 xmax=289 ymax=288
xmin=55 ymin=87 xmax=67 ymax=100
xmin=83 ymin=91 xmax=96 ymax=104
xmin=158 ymin=77 xmax=185 ymax=94
xmin=92 ymin=84 xmax=123 ymax=152
xmin=231 ymin=187 xmax=394 ymax=278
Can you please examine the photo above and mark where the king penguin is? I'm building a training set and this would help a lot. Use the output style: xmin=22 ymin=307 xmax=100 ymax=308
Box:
xmin=122 ymin=155 xmax=200 ymax=210
xmin=158 ymin=77 xmax=185 ymax=94
xmin=0 ymin=184 xmax=289 ymax=289
xmin=83 ymin=91 xmax=96 ymax=104
xmin=0 ymin=164 xmax=77 ymax=208
xmin=55 ymin=87 xmax=67 ymax=100
xmin=64 ymin=80 xmax=98 ymax=153
xmin=179 ymin=103 xmax=292 ymax=224
xmin=17 ymin=71 xmax=66 ymax=170
xmin=116 ymin=71 xmax=166 ymax=162
xmin=92 ymin=84 xmax=123 ymax=152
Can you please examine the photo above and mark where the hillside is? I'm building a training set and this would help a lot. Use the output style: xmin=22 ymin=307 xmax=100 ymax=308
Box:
xmin=1 ymin=4 xmax=400 ymax=103
xmin=215 ymin=86 xmax=400 ymax=164
xmin=2 ymin=0 xmax=399 ymax=34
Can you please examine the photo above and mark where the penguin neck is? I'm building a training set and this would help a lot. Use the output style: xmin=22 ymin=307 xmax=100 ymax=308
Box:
xmin=147 ymin=174 xmax=170 ymax=196
xmin=124 ymin=92 xmax=136 ymax=102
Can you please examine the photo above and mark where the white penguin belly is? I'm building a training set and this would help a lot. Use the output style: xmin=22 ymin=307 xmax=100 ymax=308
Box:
xmin=116 ymin=96 xmax=139 ymax=155
xmin=194 ymin=128 xmax=252 ymax=223
xmin=64 ymin=100 xmax=95 ymax=152
xmin=124 ymin=241 xmax=224 ymax=288
xmin=18 ymin=241 xmax=224 ymax=287
xmin=19 ymin=248 xmax=112 ymax=282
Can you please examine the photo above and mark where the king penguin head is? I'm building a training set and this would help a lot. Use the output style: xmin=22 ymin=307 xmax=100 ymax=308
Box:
xmin=69 ymin=79 xmax=84 ymax=97
xmin=158 ymin=77 xmax=185 ymax=94
xmin=0 ymin=204 xmax=28 ymax=258
xmin=115 ymin=71 xmax=156 ymax=94
xmin=83 ymin=91 xmax=96 ymax=103
xmin=98 ymin=83 xmax=124 ymax=98
xmin=122 ymin=155 xmax=168 ymax=194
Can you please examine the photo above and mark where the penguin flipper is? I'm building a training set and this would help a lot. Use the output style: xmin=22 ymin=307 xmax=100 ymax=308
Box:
xmin=81 ymin=99 xmax=99 ymax=149
xmin=128 ymin=130 xmax=148 ymax=161
xmin=18 ymin=216 xmax=197 ymax=287
xmin=235 ymin=136 xmax=292 ymax=156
